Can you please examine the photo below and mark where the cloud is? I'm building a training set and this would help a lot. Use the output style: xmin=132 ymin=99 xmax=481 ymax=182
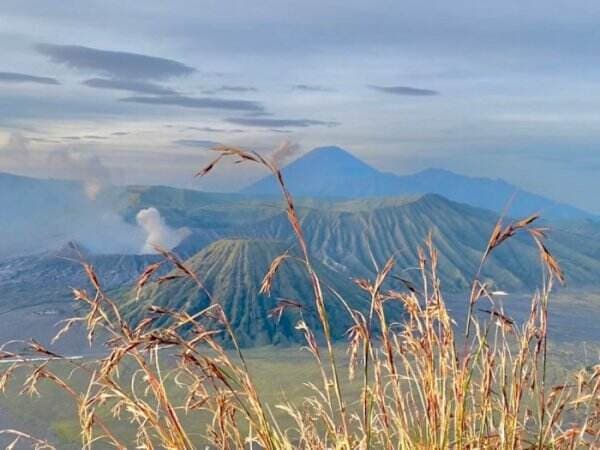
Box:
xmin=0 ymin=132 xmax=111 ymax=199
xmin=184 ymin=126 xmax=226 ymax=132
xmin=203 ymin=85 xmax=258 ymax=94
xmin=291 ymin=84 xmax=334 ymax=92
xmin=136 ymin=207 xmax=190 ymax=254
xmin=244 ymin=111 xmax=274 ymax=117
xmin=368 ymin=85 xmax=439 ymax=96
xmin=111 ymin=131 xmax=129 ymax=136
xmin=0 ymin=72 xmax=60 ymax=85
xmin=173 ymin=139 xmax=220 ymax=148
xmin=82 ymin=78 xmax=178 ymax=95
xmin=225 ymin=117 xmax=339 ymax=128
xmin=83 ymin=135 xmax=108 ymax=140
xmin=120 ymin=95 xmax=264 ymax=112
xmin=183 ymin=126 xmax=245 ymax=133
xmin=35 ymin=44 xmax=195 ymax=80
xmin=28 ymin=137 xmax=61 ymax=144
xmin=46 ymin=150 xmax=111 ymax=199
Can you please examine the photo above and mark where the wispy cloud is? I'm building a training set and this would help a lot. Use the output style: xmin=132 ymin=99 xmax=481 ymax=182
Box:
xmin=35 ymin=44 xmax=195 ymax=80
xmin=28 ymin=137 xmax=61 ymax=144
xmin=82 ymin=78 xmax=178 ymax=95
xmin=368 ymin=85 xmax=438 ymax=96
xmin=184 ymin=126 xmax=226 ymax=132
xmin=244 ymin=111 xmax=274 ymax=117
xmin=0 ymin=72 xmax=60 ymax=85
xmin=292 ymin=84 xmax=334 ymax=92
xmin=203 ymin=85 xmax=258 ymax=94
xmin=173 ymin=139 xmax=220 ymax=148
xmin=120 ymin=95 xmax=264 ymax=112
xmin=83 ymin=135 xmax=108 ymax=140
xmin=0 ymin=132 xmax=112 ymax=199
xmin=226 ymin=117 xmax=339 ymax=128
xmin=183 ymin=126 xmax=245 ymax=133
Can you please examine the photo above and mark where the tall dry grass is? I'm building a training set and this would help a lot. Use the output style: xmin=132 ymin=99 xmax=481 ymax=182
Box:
xmin=1 ymin=145 xmax=599 ymax=449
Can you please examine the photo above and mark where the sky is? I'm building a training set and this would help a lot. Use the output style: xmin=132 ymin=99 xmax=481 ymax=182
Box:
xmin=1 ymin=0 xmax=600 ymax=212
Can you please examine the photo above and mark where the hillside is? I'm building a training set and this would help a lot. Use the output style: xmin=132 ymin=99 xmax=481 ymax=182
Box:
xmin=2 ymin=170 xmax=600 ymax=348
xmin=126 ymin=239 xmax=365 ymax=346
xmin=113 ymin=185 xmax=273 ymax=229
xmin=243 ymin=146 xmax=593 ymax=220
xmin=240 ymin=194 xmax=600 ymax=292
xmin=0 ymin=242 xmax=161 ymax=313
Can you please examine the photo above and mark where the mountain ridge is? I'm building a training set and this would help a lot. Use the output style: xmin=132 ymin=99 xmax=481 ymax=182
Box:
xmin=243 ymin=146 xmax=594 ymax=220
xmin=125 ymin=238 xmax=365 ymax=346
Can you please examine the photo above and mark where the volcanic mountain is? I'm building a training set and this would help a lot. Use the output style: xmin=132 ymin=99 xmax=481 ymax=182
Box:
xmin=243 ymin=146 xmax=592 ymax=220
xmin=126 ymin=239 xmax=365 ymax=347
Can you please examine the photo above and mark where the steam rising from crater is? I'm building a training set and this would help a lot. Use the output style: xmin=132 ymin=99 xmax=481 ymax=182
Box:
xmin=0 ymin=132 xmax=110 ymax=200
xmin=136 ymin=207 xmax=190 ymax=254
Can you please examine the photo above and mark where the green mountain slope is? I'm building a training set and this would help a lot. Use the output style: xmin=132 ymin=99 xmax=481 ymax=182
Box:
xmin=114 ymin=185 xmax=283 ymax=229
xmin=126 ymin=239 xmax=365 ymax=347
xmin=123 ymin=194 xmax=600 ymax=345
xmin=240 ymin=195 xmax=600 ymax=291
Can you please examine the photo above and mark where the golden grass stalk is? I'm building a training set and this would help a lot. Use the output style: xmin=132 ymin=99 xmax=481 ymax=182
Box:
xmin=0 ymin=144 xmax=598 ymax=449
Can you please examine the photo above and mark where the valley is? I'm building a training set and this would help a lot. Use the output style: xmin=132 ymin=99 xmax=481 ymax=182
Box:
xmin=2 ymin=146 xmax=600 ymax=445
xmin=2 ymin=147 xmax=600 ymax=349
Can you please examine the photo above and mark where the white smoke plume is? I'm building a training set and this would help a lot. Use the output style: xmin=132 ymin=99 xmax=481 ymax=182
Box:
xmin=136 ymin=207 xmax=191 ymax=254
xmin=0 ymin=132 xmax=149 ymax=256
xmin=270 ymin=139 xmax=300 ymax=166
xmin=0 ymin=132 xmax=110 ymax=199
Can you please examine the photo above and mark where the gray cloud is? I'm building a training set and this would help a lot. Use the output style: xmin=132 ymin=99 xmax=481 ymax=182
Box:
xmin=173 ymin=139 xmax=220 ymax=148
xmin=111 ymin=131 xmax=129 ymax=136
xmin=0 ymin=71 xmax=60 ymax=85
xmin=183 ymin=126 xmax=245 ymax=133
xmin=120 ymin=95 xmax=264 ymax=112
xmin=244 ymin=111 xmax=274 ymax=117
xmin=35 ymin=44 xmax=195 ymax=80
xmin=184 ymin=126 xmax=226 ymax=132
xmin=83 ymin=135 xmax=108 ymax=140
xmin=369 ymin=85 xmax=439 ymax=96
xmin=226 ymin=117 xmax=339 ymax=128
xmin=292 ymin=84 xmax=334 ymax=92
xmin=203 ymin=85 xmax=258 ymax=94
xmin=28 ymin=137 xmax=61 ymax=144
xmin=82 ymin=78 xmax=178 ymax=95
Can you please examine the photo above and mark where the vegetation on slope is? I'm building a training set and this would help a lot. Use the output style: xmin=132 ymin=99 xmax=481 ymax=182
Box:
xmin=126 ymin=238 xmax=365 ymax=346
xmin=245 ymin=194 xmax=600 ymax=291
xmin=0 ymin=146 xmax=599 ymax=449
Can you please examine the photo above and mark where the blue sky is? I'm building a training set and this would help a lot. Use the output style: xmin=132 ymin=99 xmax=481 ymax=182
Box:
xmin=1 ymin=0 xmax=600 ymax=212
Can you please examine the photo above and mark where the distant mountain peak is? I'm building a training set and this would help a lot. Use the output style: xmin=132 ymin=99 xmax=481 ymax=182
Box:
xmin=245 ymin=146 xmax=381 ymax=197
xmin=242 ymin=145 xmax=593 ymax=219
xmin=285 ymin=146 xmax=377 ymax=172
xmin=304 ymin=145 xmax=363 ymax=160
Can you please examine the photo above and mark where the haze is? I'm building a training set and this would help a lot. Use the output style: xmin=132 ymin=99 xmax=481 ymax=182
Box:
xmin=1 ymin=1 xmax=600 ymax=212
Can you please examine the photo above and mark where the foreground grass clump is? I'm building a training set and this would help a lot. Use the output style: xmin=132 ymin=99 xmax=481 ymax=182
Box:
xmin=1 ymin=145 xmax=599 ymax=449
